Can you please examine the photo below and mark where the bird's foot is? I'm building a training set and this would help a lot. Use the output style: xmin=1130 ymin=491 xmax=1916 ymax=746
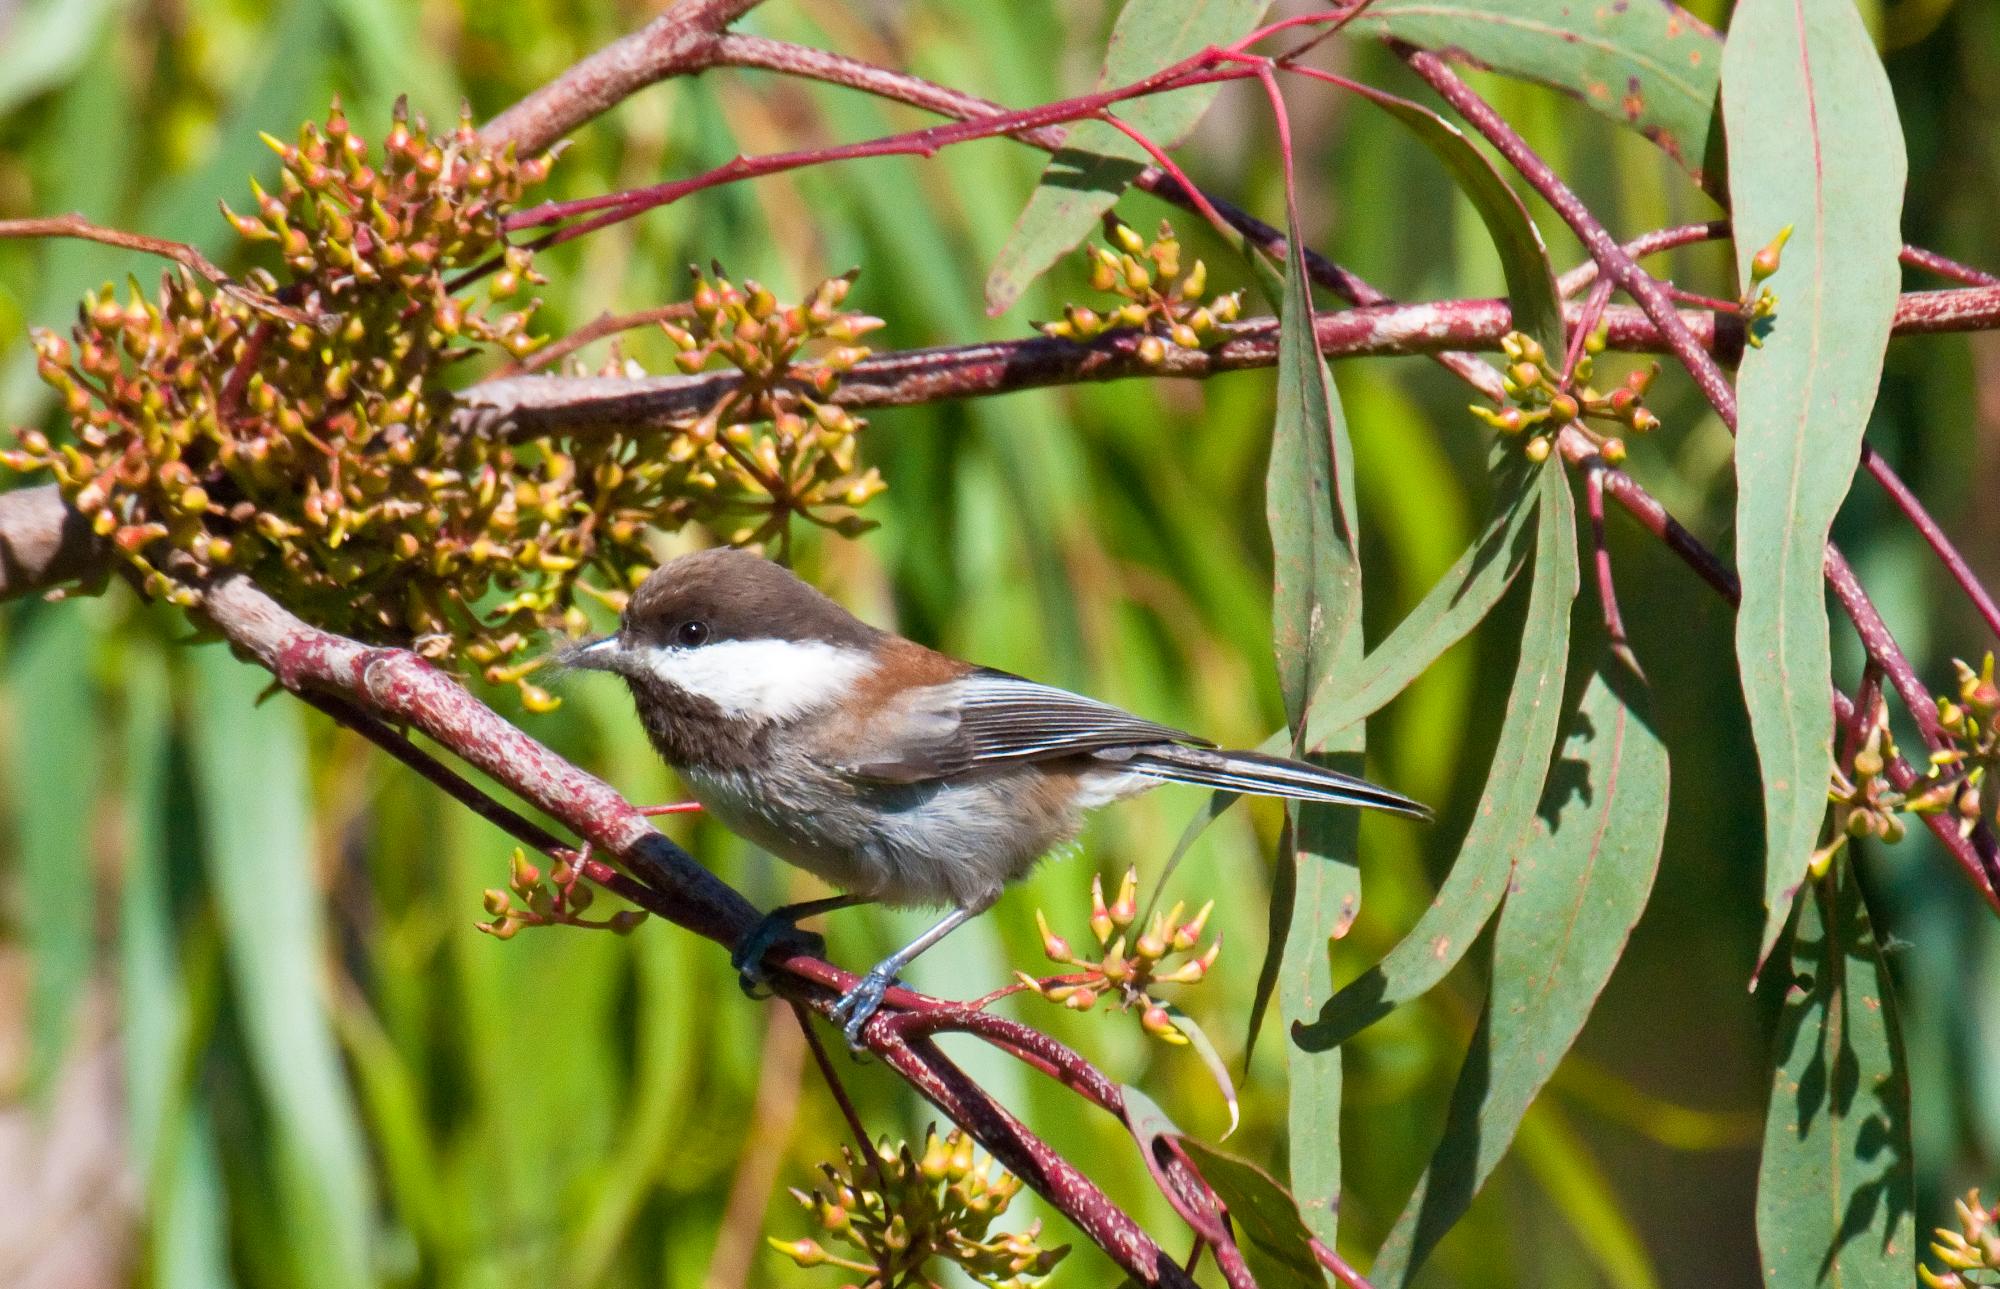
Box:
xmin=730 ymin=913 xmax=825 ymax=998
xmin=828 ymin=966 xmax=897 ymax=1048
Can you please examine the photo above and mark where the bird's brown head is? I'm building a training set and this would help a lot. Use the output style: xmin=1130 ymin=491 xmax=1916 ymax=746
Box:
xmin=559 ymin=548 xmax=883 ymax=766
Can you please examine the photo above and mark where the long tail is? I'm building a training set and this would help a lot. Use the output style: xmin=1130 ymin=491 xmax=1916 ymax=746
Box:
xmin=1103 ymin=743 xmax=1431 ymax=819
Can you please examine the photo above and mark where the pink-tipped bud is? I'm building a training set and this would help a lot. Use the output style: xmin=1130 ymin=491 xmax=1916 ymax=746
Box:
xmin=1173 ymin=900 xmax=1215 ymax=951
xmin=1089 ymin=872 xmax=1114 ymax=944
xmin=1110 ymin=867 xmax=1138 ymax=926
xmin=1035 ymin=909 xmax=1073 ymax=964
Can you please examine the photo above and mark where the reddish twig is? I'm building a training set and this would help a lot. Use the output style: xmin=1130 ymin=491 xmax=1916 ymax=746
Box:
xmin=476 ymin=0 xmax=764 ymax=155
xmin=1583 ymin=460 xmax=1642 ymax=677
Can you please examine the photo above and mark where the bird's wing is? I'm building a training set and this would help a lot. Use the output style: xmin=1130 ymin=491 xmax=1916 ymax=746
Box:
xmin=842 ymin=668 xmax=1209 ymax=783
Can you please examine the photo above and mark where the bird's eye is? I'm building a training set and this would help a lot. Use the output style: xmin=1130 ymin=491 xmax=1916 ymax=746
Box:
xmin=675 ymin=620 xmax=711 ymax=647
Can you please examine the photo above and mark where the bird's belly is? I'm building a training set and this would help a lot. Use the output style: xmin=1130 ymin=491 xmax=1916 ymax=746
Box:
xmin=680 ymin=763 xmax=1104 ymax=908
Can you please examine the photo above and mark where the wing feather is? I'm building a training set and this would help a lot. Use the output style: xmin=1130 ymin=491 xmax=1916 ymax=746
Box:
xmin=842 ymin=668 xmax=1208 ymax=782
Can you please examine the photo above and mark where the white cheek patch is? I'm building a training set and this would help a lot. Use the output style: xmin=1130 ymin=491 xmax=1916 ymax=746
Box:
xmin=635 ymin=638 xmax=875 ymax=722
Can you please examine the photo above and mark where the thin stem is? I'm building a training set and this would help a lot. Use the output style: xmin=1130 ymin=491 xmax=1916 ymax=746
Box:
xmin=0 ymin=214 xmax=314 ymax=325
xmin=1860 ymin=445 xmax=2000 ymax=642
xmin=1584 ymin=460 xmax=1642 ymax=677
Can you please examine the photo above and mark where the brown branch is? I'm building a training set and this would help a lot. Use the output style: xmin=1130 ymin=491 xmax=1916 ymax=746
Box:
xmin=475 ymin=0 xmax=763 ymax=155
xmin=464 ymin=284 xmax=2000 ymax=441
xmin=177 ymin=562 xmax=1201 ymax=1286
xmin=0 ymin=483 xmax=106 ymax=602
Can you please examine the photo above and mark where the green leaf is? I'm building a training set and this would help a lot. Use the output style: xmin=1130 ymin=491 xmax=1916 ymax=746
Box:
xmin=1179 ymin=1140 xmax=1332 ymax=1289
xmin=1344 ymin=85 xmax=1566 ymax=359
xmin=1371 ymin=649 xmax=1671 ymax=1285
xmin=1262 ymin=149 xmax=1366 ymax=1249
xmin=983 ymin=0 xmax=1271 ymax=315
xmin=1755 ymin=868 xmax=1914 ymax=1288
xmin=1294 ymin=455 xmax=1577 ymax=1054
xmin=8 ymin=607 xmax=98 ymax=1102
xmin=1305 ymin=456 xmax=1541 ymax=746
xmin=1722 ymin=0 xmax=1907 ymax=969
xmin=189 ymin=647 xmax=374 ymax=1289
xmin=1353 ymin=0 xmax=1725 ymax=195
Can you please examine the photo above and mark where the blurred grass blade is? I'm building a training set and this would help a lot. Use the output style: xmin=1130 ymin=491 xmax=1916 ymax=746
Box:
xmin=0 ymin=0 xmax=122 ymax=118
xmin=1722 ymin=0 xmax=1906 ymax=971
xmin=1261 ymin=130 xmax=1366 ymax=1249
xmin=1306 ymin=457 xmax=1540 ymax=746
xmin=118 ymin=644 xmax=181 ymax=1175
xmin=1513 ymin=1102 xmax=1663 ymax=1289
xmin=1293 ymin=455 xmax=1576 ymax=1053
xmin=1371 ymin=649 xmax=1670 ymax=1285
xmin=1755 ymin=868 xmax=1913 ymax=1287
xmin=1353 ymin=0 xmax=1725 ymax=195
xmin=1178 ymin=1140 xmax=1331 ymax=1289
xmin=9 ymin=607 xmax=98 ymax=1102
xmin=983 ymin=0 xmax=1271 ymax=316
xmin=1343 ymin=85 xmax=1565 ymax=359
xmin=190 ymin=647 xmax=374 ymax=1289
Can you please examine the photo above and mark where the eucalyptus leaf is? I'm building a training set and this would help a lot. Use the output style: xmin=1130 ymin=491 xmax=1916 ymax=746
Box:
xmin=1345 ymin=84 xmax=1565 ymax=359
xmin=1755 ymin=868 xmax=1914 ymax=1288
xmin=1353 ymin=0 xmax=1725 ymax=195
xmin=1372 ymin=649 xmax=1670 ymax=1285
xmin=1179 ymin=1140 xmax=1331 ymax=1289
xmin=1305 ymin=456 xmax=1541 ymax=746
xmin=1262 ymin=149 xmax=1367 ymax=1249
xmin=1722 ymin=0 xmax=1907 ymax=969
xmin=1294 ymin=455 xmax=1577 ymax=1054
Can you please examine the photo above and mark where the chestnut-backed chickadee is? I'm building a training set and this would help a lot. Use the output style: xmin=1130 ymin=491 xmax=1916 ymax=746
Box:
xmin=565 ymin=548 xmax=1427 ymax=1043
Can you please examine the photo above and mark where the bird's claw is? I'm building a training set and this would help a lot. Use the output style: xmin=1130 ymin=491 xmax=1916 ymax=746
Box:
xmin=828 ymin=968 xmax=896 ymax=1048
xmin=730 ymin=915 xmax=825 ymax=999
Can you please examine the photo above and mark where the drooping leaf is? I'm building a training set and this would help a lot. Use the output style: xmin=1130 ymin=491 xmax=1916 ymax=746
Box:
xmin=1179 ymin=1140 xmax=1331 ymax=1289
xmin=1353 ymin=0 xmax=1726 ymax=195
xmin=1305 ymin=456 xmax=1541 ymax=747
xmin=1755 ymin=867 xmax=1914 ymax=1288
xmin=1371 ymin=648 xmax=1671 ymax=1285
xmin=1262 ymin=140 xmax=1367 ymax=1250
xmin=8 ymin=607 xmax=98 ymax=1102
xmin=1344 ymin=85 xmax=1565 ymax=359
xmin=1161 ymin=1002 xmax=1241 ymax=1139
xmin=1294 ymin=454 xmax=1577 ymax=1054
xmin=1722 ymin=0 xmax=1907 ymax=969
xmin=189 ymin=647 xmax=375 ymax=1289
xmin=983 ymin=0 xmax=1272 ymax=315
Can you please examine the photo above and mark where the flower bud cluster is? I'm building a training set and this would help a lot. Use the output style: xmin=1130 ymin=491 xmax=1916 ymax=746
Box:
xmin=1038 ymin=218 xmax=1242 ymax=366
xmin=1017 ymin=867 xmax=1220 ymax=1045
xmin=1469 ymin=329 xmax=1660 ymax=464
xmin=1922 ymin=1187 xmax=2000 ymax=1288
xmin=770 ymin=1126 xmax=1067 ymax=1288
xmin=475 ymin=847 xmax=646 ymax=939
xmin=657 ymin=265 xmax=887 ymax=548
xmin=1933 ymin=652 xmax=2000 ymax=831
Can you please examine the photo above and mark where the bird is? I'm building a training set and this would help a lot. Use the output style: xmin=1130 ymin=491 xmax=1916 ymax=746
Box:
xmin=563 ymin=547 xmax=1427 ymax=1044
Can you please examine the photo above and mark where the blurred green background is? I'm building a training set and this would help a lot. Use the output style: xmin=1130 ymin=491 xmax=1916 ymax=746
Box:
xmin=1 ymin=1 xmax=1995 ymax=1286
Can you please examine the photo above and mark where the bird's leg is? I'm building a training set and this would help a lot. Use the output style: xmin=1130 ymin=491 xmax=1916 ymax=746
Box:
xmin=555 ymin=801 xmax=704 ymax=906
xmin=732 ymin=893 xmax=869 ymax=995
xmin=828 ymin=893 xmax=998 ymax=1048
